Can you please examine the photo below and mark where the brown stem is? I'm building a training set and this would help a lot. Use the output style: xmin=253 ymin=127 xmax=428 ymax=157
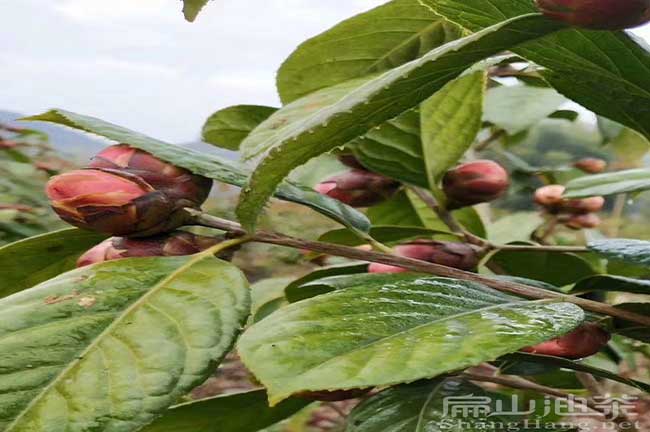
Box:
xmin=187 ymin=209 xmax=650 ymax=327
xmin=475 ymin=129 xmax=506 ymax=152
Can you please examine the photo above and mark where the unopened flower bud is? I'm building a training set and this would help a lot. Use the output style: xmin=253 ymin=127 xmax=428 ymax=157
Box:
xmin=565 ymin=213 xmax=602 ymax=230
xmin=564 ymin=196 xmax=605 ymax=214
xmin=574 ymin=158 xmax=607 ymax=174
xmin=368 ymin=241 xmax=480 ymax=273
xmin=535 ymin=185 xmax=605 ymax=215
xmin=46 ymin=169 xmax=187 ymax=236
xmin=534 ymin=185 xmax=566 ymax=209
xmin=314 ymin=169 xmax=399 ymax=207
xmin=442 ymin=160 xmax=510 ymax=209
xmin=522 ymin=323 xmax=610 ymax=359
xmin=89 ymin=144 xmax=212 ymax=205
xmin=77 ymin=231 xmax=230 ymax=267
xmin=0 ymin=140 xmax=18 ymax=149
xmin=535 ymin=0 xmax=650 ymax=30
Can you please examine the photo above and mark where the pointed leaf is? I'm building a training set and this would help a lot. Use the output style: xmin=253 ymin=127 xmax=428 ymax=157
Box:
xmin=564 ymin=169 xmax=650 ymax=198
xmin=141 ymin=390 xmax=308 ymax=432
xmin=421 ymin=0 xmax=650 ymax=139
xmin=23 ymin=109 xmax=370 ymax=234
xmin=285 ymin=264 xmax=369 ymax=303
xmin=202 ymin=105 xmax=277 ymax=151
xmin=573 ymin=275 xmax=650 ymax=295
xmin=318 ymin=225 xmax=452 ymax=247
xmin=0 ymin=255 xmax=250 ymax=431
xmin=277 ymin=0 xmax=462 ymax=103
xmin=421 ymin=71 xmax=486 ymax=184
xmin=588 ymin=239 xmax=650 ymax=267
xmin=0 ymin=228 xmax=106 ymax=298
xmin=238 ymin=273 xmax=584 ymax=404
xmin=236 ymin=14 xmax=565 ymax=230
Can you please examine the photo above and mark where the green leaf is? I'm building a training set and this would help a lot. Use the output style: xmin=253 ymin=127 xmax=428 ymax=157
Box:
xmin=183 ymin=0 xmax=209 ymax=22
xmin=318 ymin=225 xmax=452 ymax=247
xmin=351 ymin=109 xmax=428 ymax=187
xmin=503 ymin=353 xmax=650 ymax=393
xmin=589 ymin=239 xmax=650 ymax=267
xmin=202 ymin=105 xmax=277 ymax=151
xmin=23 ymin=109 xmax=370 ymax=235
xmin=483 ymin=85 xmax=566 ymax=135
xmin=238 ymin=273 xmax=584 ymax=404
xmin=141 ymin=390 xmax=308 ymax=432
xmin=285 ymin=264 xmax=369 ymax=303
xmin=564 ymin=169 xmax=650 ymax=198
xmin=347 ymin=378 xmax=540 ymax=431
xmin=0 ymin=228 xmax=107 ymax=298
xmin=421 ymin=71 xmax=486 ymax=184
xmin=367 ymin=192 xmax=424 ymax=227
xmin=573 ymin=275 xmax=650 ymax=295
xmin=276 ymin=0 xmax=463 ymax=103
xmin=407 ymin=189 xmax=486 ymax=238
xmin=612 ymin=303 xmax=650 ymax=344
xmin=487 ymin=212 xmax=544 ymax=245
xmin=421 ymin=0 xmax=650 ymax=139
xmin=0 ymin=255 xmax=250 ymax=431
xmin=251 ymin=277 xmax=294 ymax=323
xmin=489 ymin=249 xmax=596 ymax=287
xmin=236 ymin=14 xmax=565 ymax=231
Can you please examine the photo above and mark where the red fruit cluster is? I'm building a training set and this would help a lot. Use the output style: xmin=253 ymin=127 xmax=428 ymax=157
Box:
xmin=368 ymin=241 xmax=480 ymax=273
xmin=442 ymin=160 xmax=510 ymax=209
xmin=534 ymin=185 xmax=604 ymax=230
xmin=522 ymin=323 xmax=610 ymax=359
xmin=315 ymin=168 xmax=399 ymax=208
xmin=77 ymin=231 xmax=231 ymax=267
xmin=46 ymin=144 xmax=212 ymax=237
xmin=536 ymin=0 xmax=650 ymax=30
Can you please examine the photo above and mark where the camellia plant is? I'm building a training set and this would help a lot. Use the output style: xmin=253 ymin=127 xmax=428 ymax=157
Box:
xmin=3 ymin=0 xmax=650 ymax=431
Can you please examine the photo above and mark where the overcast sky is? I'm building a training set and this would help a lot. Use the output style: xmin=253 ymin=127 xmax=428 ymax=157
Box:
xmin=1 ymin=0 xmax=649 ymax=143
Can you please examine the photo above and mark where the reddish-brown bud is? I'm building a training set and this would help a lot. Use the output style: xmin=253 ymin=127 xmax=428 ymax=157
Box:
xmin=89 ymin=144 xmax=212 ymax=206
xmin=442 ymin=160 xmax=510 ymax=209
xmin=522 ymin=323 xmax=610 ymax=359
xmin=77 ymin=231 xmax=229 ymax=267
xmin=0 ymin=140 xmax=18 ymax=149
xmin=535 ymin=0 xmax=650 ymax=30
xmin=314 ymin=169 xmax=399 ymax=207
xmin=296 ymin=389 xmax=370 ymax=402
xmin=534 ymin=185 xmax=566 ymax=209
xmin=564 ymin=196 xmax=605 ymax=214
xmin=565 ymin=213 xmax=602 ymax=230
xmin=574 ymin=158 xmax=607 ymax=174
xmin=368 ymin=241 xmax=480 ymax=273
xmin=47 ymin=169 xmax=187 ymax=236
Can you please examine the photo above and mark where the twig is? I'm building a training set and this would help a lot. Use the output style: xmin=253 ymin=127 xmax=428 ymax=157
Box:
xmin=187 ymin=209 xmax=650 ymax=327
xmin=494 ymin=244 xmax=588 ymax=253
xmin=475 ymin=129 xmax=506 ymax=152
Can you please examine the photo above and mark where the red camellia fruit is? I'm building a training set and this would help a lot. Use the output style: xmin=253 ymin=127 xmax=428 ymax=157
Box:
xmin=314 ymin=169 xmax=399 ymax=207
xmin=89 ymin=144 xmax=212 ymax=205
xmin=535 ymin=0 xmax=650 ymax=30
xmin=534 ymin=185 xmax=567 ymax=209
xmin=535 ymin=185 xmax=605 ymax=215
xmin=522 ymin=323 xmax=610 ymax=359
xmin=368 ymin=241 xmax=480 ymax=273
xmin=564 ymin=196 xmax=606 ymax=214
xmin=442 ymin=160 xmax=510 ymax=209
xmin=574 ymin=157 xmax=607 ymax=174
xmin=77 ymin=231 xmax=229 ymax=267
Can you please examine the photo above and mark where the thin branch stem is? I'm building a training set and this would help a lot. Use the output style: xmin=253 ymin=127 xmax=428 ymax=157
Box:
xmin=494 ymin=244 xmax=588 ymax=253
xmin=187 ymin=209 xmax=650 ymax=327
xmin=475 ymin=129 xmax=506 ymax=152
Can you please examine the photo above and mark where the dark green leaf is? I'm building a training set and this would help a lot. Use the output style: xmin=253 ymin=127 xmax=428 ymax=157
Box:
xmin=251 ymin=277 xmax=293 ymax=323
xmin=612 ymin=303 xmax=650 ymax=343
xmin=0 ymin=254 xmax=250 ymax=431
xmin=503 ymin=353 xmax=650 ymax=393
xmin=238 ymin=273 xmax=584 ymax=404
xmin=318 ymin=225 xmax=451 ymax=247
xmin=236 ymin=14 xmax=565 ymax=230
xmin=589 ymin=239 xmax=650 ymax=267
xmin=489 ymin=249 xmax=596 ymax=287
xmin=367 ymin=192 xmax=424 ymax=227
xmin=347 ymin=378 xmax=529 ymax=432
xmin=573 ymin=275 xmax=650 ymax=295
xmin=565 ymin=169 xmax=650 ymax=198
xmin=421 ymin=0 xmax=650 ymax=139
xmin=202 ymin=105 xmax=277 ymax=151
xmin=141 ymin=390 xmax=308 ymax=432
xmin=23 ymin=109 xmax=370 ymax=234
xmin=285 ymin=264 xmax=369 ymax=303
xmin=0 ymin=228 xmax=107 ymax=298
xmin=277 ymin=0 xmax=463 ymax=103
